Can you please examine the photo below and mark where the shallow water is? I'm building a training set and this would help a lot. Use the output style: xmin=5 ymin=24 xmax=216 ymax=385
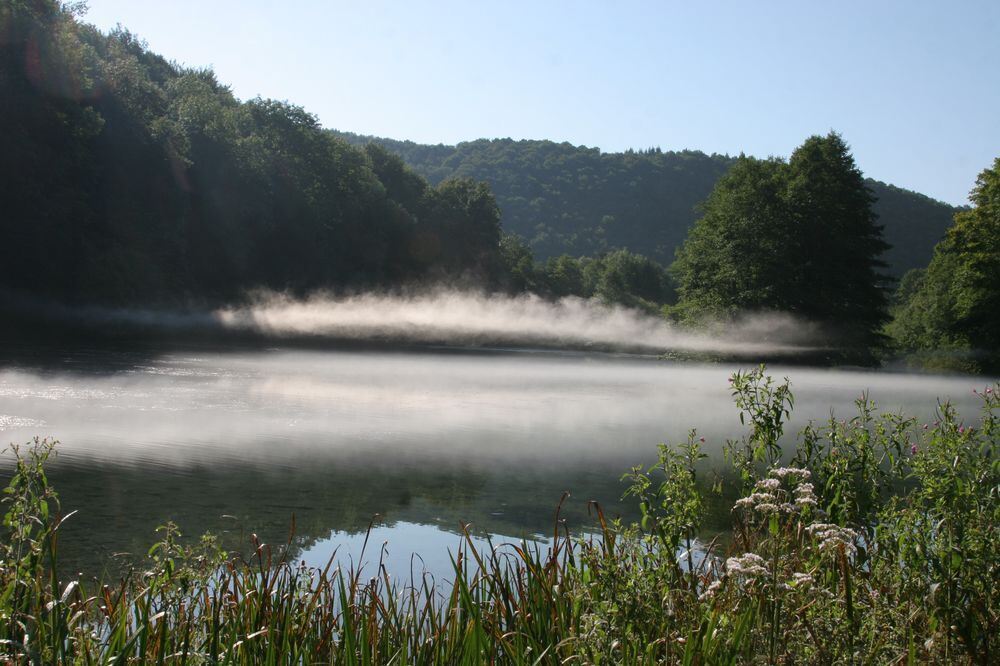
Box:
xmin=0 ymin=343 xmax=990 ymax=580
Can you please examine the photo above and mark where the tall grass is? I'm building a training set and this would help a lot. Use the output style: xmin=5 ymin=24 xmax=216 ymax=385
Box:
xmin=1 ymin=366 xmax=997 ymax=663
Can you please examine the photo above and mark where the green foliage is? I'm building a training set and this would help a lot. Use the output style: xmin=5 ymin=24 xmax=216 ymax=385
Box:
xmin=889 ymin=158 xmax=1000 ymax=372
xmin=725 ymin=365 xmax=794 ymax=490
xmin=673 ymin=133 xmax=891 ymax=350
xmin=1 ymin=374 xmax=997 ymax=663
xmin=671 ymin=157 xmax=795 ymax=319
xmin=0 ymin=3 xmax=505 ymax=305
xmin=498 ymin=238 xmax=675 ymax=309
xmin=623 ymin=430 xmax=706 ymax=556
xmin=334 ymin=131 xmax=958 ymax=279
xmin=499 ymin=233 xmax=544 ymax=293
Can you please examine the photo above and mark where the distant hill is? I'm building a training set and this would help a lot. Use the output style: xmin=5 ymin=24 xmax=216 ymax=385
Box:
xmin=333 ymin=132 xmax=960 ymax=278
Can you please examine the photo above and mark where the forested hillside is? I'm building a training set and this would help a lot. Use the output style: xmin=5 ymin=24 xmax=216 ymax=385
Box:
xmin=0 ymin=2 xmax=504 ymax=306
xmin=335 ymin=133 xmax=959 ymax=277
xmin=888 ymin=158 xmax=1000 ymax=371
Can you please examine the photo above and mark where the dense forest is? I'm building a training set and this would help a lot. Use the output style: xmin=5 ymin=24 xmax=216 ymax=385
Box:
xmin=888 ymin=158 xmax=1000 ymax=370
xmin=333 ymin=132 xmax=959 ymax=278
xmin=3 ymin=1 xmax=997 ymax=368
xmin=0 ymin=1 xmax=507 ymax=306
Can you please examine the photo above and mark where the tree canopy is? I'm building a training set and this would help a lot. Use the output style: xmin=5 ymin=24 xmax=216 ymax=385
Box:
xmin=0 ymin=1 xmax=505 ymax=306
xmin=672 ymin=133 xmax=890 ymax=348
xmin=888 ymin=158 xmax=1000 ymax=370
xmin=334 ymin=132 xmax=958 ymax=278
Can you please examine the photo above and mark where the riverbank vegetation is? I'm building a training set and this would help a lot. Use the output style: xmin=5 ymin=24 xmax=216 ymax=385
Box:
xmin=2 ymin=367 xmax=996 ymax=663
xmin=887 ymin=159 xmax=1000 ymax=373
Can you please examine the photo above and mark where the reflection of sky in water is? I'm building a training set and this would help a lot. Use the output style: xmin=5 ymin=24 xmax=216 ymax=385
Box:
xmin=0 ymin=347 xmax=993 ymax=576
xmin=296 ymin=522 xmax=541 ymax=591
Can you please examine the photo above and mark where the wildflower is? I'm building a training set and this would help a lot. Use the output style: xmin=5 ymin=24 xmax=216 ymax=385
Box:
xmin=807 ymin=523 xmax=858 ymax=556
xmin=771 ymin=466 xmax=811 ymax=481
xmin=699 ymin=437 xmax=705 ymax=443
xmin=910 ymin=443 xmax=918 ymax=455
xmin=726 ymin=553 xmax=767 ymax=578
xmin=698 ymin=579 xmax=723 ymax=602
xmin=757 ymin=478 xmax=780 ymax=491
xmin=785 ymin=572 xmax=814 ymax=590
xmin=791 ymin=572 xmax=814 ymax=586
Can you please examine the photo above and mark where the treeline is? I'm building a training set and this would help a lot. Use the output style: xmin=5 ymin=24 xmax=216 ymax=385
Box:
xmin=4 ymin=3 xmax=994 ymax=368
xmin=0 ymin=2 xmax=506 ymax=306
xmin=671 ymin=133 xmax=890 ymax=350
xmin=500 ymin=240 xmax=673 ymax=312
xmin=888 ymin=158 xmax=1000 ymax=371
xmin=333 ymin=132 xmax=959 ymax=278
xmin=656 ymin=130 xmax=998 ymax=369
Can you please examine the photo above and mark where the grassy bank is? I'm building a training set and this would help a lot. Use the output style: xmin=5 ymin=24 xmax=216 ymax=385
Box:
xmin=1 ymin=367 xmax=997 ymax=664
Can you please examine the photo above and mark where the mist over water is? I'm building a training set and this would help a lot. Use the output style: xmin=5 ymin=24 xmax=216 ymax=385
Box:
xmin=1 ymin=290 xmax=993 ymax=576
xmin=215 ymin=290 xmax=823 ymax=354
xmin=4 ymin=288 xmax=825 ymax=355
xmin=0 ymin=342 xmax=993 ymax=576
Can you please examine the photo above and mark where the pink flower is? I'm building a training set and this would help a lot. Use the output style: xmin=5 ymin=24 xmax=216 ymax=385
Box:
xmin=699 ymin=437 xmax=706 ymax=443
xmin=910 ymin=443 xmax=918 ymax=455
xmin=958 ymin=426 xmax=965 ymax=434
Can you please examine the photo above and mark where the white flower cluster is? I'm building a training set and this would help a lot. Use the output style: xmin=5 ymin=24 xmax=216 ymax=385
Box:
xmin=794 ymin=482 xmax=818 ymax=508
xmin=806 ymin=523 xmax=858 ymax=556
xmin=771 ymin=467 xmax=811 ymax=481
xmin=725 ymin=553 xmax=767 ymax=578
xmin=757 ymin=478 xmax=781 ymax=491
xmin=734 ymin=467 xmax=817 ymax=515
xmin=784 ymin=572 xmax=814 ymax=590
xmin=698 ymin=579 xmax=723 ymax=602
xmin=734 ymin=492 xmax=780 ymax=513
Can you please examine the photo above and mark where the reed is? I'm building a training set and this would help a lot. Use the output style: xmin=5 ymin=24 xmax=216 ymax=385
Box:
xmin=1 ymin=367 xmax=996 ymax=664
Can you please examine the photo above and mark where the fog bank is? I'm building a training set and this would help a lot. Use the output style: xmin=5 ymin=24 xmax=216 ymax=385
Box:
xmin=214 ymin=290 xmax=823 ymax=355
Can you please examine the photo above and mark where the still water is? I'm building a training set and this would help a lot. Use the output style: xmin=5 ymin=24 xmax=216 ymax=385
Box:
xmin=0 ymin=344 xmax=990 ymax=579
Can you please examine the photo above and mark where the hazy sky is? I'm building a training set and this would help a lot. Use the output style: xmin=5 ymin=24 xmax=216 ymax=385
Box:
xmin=80 ymin=1 xmax=999 ymax=206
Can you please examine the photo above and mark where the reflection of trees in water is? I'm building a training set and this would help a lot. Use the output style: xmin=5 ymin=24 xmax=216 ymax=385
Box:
xmin=40 ymin=452 xmax=654 ymax=577
xmin=40 ymin=448 xmax=747 ymax=578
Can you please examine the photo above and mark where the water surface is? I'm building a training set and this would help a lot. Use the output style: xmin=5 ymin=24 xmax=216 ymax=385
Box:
xmin=0 ymin=344 xmax=989 ymax=579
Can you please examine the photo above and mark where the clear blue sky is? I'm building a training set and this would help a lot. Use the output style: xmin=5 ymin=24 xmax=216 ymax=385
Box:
xmin=81 ymin=1 xmax=999 ymax=206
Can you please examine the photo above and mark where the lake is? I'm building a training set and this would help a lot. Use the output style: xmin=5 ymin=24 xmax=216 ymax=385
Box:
xmin=0 ymin=343 xmax=990 ymax=581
